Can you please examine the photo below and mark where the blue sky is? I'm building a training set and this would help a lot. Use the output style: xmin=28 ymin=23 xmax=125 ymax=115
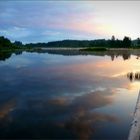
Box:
xmin=0 ymin=1 xmax=140 ymax=43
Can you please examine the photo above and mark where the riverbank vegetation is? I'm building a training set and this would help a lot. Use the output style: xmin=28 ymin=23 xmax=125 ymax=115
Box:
xmin=24 ymin=36 xmax=140 ymax=49
xmin=1 ymin=35 xmax=140 ymax=61
xmin=1 ymin=35 xmax=140 ymax=51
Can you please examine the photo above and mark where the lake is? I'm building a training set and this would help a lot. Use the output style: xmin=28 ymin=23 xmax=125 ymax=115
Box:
xmin=0 ymin=50 xmax=140 ymax=139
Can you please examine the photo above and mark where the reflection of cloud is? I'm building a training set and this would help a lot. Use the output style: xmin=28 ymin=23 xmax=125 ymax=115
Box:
xmin=111 ymin=72 xmax=127 ymax=78
xmin=47 ymin=89 xmax=114 ymax=115
xmin=48 ymin=92 xmax=117 ymax=139
xmin=0 ymin=99 xmax=16 ymax=119
xmin=48 ymin=98 xmax=68 ymax=106
xmin=59 ymin=90 xmax=116 ymax=139
xmin=71 ymin=90 xmax=113 ymax=111
xmin=126 ymin=82 xmax=140 ymax=91
xmin=49 ymin=90 xmax=114 ymax=110
xmin=64 ymin=112 xmax=118 ymax=139
xmin=0 ymin=89 xmax=117 ymax=139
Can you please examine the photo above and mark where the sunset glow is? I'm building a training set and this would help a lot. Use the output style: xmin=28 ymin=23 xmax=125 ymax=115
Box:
xmin=0 ymin=1 xmax=140 ymax=43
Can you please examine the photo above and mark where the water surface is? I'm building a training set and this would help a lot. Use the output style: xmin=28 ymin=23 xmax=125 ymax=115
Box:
xmin=0 ymin=51 xmax=140 ymax=139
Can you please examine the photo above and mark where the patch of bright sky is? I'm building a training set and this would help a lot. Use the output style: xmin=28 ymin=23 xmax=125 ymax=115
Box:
xmin=0 ymin=1 xmax=140 ymax=43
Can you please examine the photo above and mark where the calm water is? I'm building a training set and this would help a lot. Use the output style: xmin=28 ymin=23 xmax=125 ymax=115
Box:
xmin=0 ymin=51 xmax=140 ymax=139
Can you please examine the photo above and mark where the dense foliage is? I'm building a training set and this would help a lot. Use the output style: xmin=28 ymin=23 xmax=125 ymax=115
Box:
xmin=0 ymin=35 xmax=140 ymax=49
xmin=0 ymin=36 xmax=12 ymax=48
xmin=25 ymin=36 xmax=136 ymax=48
xmin=0 ymin=36 xmax=23 ymax=49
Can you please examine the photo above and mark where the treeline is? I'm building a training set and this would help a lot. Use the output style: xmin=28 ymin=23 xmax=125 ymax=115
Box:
xmin=45 ymin=39 xmax=107 ymax=48
xmin=1 ymin=35 xmax=140 ymax=48
xmin=109 ymin=36 xmax=131 ymax=48
xmin=46 ymin=36 xmax=131 ymax=48
xmin=25 ymin=36 xmax=140 ymax=48
xmin=0 ymin=36 xmax=23 ymax=49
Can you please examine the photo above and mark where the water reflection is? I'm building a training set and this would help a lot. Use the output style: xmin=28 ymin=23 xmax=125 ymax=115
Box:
xmin=45 ymin=49 xmax=133 ymax=61
xmin=110 ymin=53 xmax=131 ymax=61
xmin=0 ymin=90 xmax=118 ymax=139
xmin=65 ymin=112 xmax=118 ymax=139
xmin=0 ymin=51 xmax=22 ymax=61
xmin=0 ymin=99 xmax=16 ymax=119
xmin=127 ymin=72 xmax=140 ymax=82
xmin=1 ymin=49 xmax=140 ymax=61
xmin=0 ymin=51 xmax=13 ymax=61
xmin=0 ymin=51 xmax=139 ymax=139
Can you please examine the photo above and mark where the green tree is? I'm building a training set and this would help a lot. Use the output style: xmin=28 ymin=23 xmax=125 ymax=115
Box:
xmin=110 ymin=35 xmax=115 ymax=47
xmin=122 ymin=36 xmax=131 ymax=47
xmin=137 ymin=38 xmax=140 ymax=46
xmin=13 ymin=41 xmax=23 ymax=47
xmin=0 ymin=36 xmax=12 ymax=48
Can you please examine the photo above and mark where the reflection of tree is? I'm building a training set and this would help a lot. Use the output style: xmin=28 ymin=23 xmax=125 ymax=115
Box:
xmin=0 ymin=51 xmax=12 ymax=61
xmin=0 ymin=49 xmax=139 ymax=62
xmin=15 ymin=51 xmax=22 ymax=55
xmin=0 ymin=51 xmax=22 ymax=61
xmin=108 ymin=50 xmax=131 ymax=61
xmin=127 ymin=72 xmax=140 ymax=82
xmin=45 ymin=49 xmax=132 ymax=61
xmin=122 ymin=53 xmax=131 ymax=60
xmin=65 ymin=112 xmax=117 ymax=140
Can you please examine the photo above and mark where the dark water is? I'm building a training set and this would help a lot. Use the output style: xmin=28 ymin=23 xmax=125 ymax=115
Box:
xmin=0 ymin=51 xmax=140 ymax=139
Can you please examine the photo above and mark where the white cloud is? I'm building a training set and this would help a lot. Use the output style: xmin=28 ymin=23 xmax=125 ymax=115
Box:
xmin=0 ymin=26 xmax=31 ymax=39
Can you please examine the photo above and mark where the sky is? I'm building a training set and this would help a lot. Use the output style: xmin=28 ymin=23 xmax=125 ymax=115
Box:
xmin=0 ymin=1 xmax=140 ymax=43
